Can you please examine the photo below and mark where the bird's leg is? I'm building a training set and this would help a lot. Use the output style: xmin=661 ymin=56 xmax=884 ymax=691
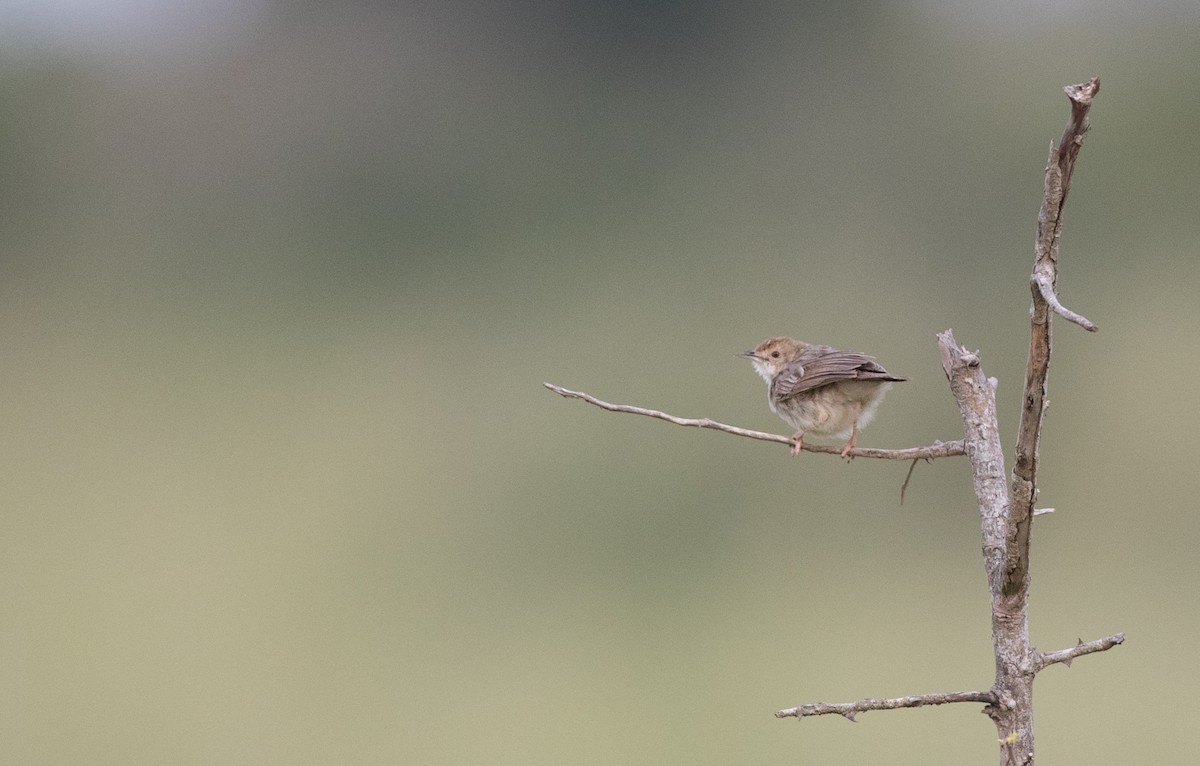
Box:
xmin=840 ymin=422 xmax=859 ymax=459
xmin=790 ymin=431 xmax=805 ymax=457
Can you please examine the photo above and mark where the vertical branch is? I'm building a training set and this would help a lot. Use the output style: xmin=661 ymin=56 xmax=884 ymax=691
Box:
xmin=935 ymin=77 xmax=1101 ymax=766
xmin=953 ymin=77 xmax=1098 ymax=765
xmin=937 ymin=336 xmax=1008 ymax=596
xmin=938 ymin=332 xmax=1032 ymax=758
xmin=1008 ymin=78 xmax=1101 ymax=598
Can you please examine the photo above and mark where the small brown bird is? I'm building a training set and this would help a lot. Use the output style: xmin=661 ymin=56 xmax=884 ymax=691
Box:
xmin=740 ymin=336 xmax=906 ymax=457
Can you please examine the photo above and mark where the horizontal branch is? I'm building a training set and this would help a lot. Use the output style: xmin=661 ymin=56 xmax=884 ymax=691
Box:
xmin=544 ymin=383 xmax=966 ymax=460
xmin=1035 ymin=632 xmax=1125 ymax=671
xmin=775 ymin=689 xmax=998 ymax=722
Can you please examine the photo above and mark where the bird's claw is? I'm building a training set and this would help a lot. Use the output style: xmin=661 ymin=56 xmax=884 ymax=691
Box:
xmin=790 ymin=433 xmax=805 ymax=457
xmin=840 ymin=429 xmax=858 ymax=460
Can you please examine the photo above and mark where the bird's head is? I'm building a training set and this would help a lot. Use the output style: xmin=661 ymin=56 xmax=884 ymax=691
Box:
xmin=738 ymin=336 xmax=806 ymax=383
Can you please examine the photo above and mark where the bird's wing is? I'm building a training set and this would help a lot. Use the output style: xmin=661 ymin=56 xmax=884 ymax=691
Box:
xmin=772 ymin=346 xmax=906 ymax=399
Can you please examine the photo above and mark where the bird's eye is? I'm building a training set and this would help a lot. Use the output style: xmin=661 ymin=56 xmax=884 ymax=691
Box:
xmin=771 ymin=351 xmax=780 ymax=358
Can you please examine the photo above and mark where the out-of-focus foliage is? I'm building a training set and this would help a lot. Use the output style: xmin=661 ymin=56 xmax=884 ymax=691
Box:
xmin=2 ymin=2 xmax=1199 ymax=763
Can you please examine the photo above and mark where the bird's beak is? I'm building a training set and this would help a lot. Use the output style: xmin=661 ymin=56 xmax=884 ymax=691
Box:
xmin=737 ymin=349 xmax=758 ymax=360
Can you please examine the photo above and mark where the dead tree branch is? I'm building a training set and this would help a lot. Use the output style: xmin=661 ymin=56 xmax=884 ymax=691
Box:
xmin=1013 ymin=75 xmax=1101 ymax=592
xmin=939 ymin=329 xmax=1036 ymax=751
xmin=1033 ymin=273 xmax=1097 ymax=332
xmin=774 ymin=79 xmax=1120 ymax=765
xmin=776 ymin=690 xmax=998 ymax=722
xmin=1036 ymin=633 xmax=1125 ymax=671
xmin=545 ymin=79 xmax=1120 ymax=765
xmin=543 ymin=382 xmax=965 ymax=461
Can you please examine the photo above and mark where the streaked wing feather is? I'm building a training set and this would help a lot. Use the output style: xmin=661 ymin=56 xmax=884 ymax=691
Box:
xmin=772 ymin=346 xmax=906 ymax=399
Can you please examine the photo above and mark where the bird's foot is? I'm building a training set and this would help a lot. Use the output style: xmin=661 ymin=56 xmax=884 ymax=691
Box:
xmin=790 ymin=432 xmax=805 ymax=457
xmin=840 ymin=428 xmax=858 ymax=459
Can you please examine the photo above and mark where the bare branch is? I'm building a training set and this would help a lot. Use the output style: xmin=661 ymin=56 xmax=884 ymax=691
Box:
xmin=543 ymin=383 xmax=966 ymax=461
xmin=1011 ymin=77 xmax=1101 ymax=599
xmin=1033 ymin=273 xmax=1097 ymax=332
xmin=900 ymin=458 xmax=921 ymax=505
xmin=776 ymin=690 xmax=998 ymax=721
xmin=938 ymin=329 xmax=1037 ymax=752
xmin=546 ymin=83 xmax=1117 ymax=764
xmin=937 ymin=331 xmax=1009 ymax=593
xmin=1036 ymin=633 xmax=1125 ymax=671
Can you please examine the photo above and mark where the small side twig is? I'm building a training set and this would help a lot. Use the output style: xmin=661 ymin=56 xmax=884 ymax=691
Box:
xmin=543 ymin=383 xmax=966 ymax=461
xmin=899 ymin=458 xmax=925 ymax=505
xmin=1033 ymin=273 xmax=1097 ymax=332
xmin=776 ymin=690 xmax=998 ymax=722
xmin=1035 ymin=633 xmax=1125 ymax=671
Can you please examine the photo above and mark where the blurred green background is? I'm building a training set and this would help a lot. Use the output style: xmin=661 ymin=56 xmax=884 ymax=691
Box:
xmin=3 ymin=1 xmax=1198 ymax=763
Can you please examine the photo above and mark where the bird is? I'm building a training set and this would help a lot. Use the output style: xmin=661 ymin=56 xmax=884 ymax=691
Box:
xmin=739 ymin=336 xmax=906 ymax=458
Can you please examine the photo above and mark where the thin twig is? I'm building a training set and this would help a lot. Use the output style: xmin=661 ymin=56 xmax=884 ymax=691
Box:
xmin=1035 ymin=633 xmax=1125 ymax=671
xmin=544 ymin=383 xmax=966 ymax=461
xmin=1033 ymin=273 xmax=1097 ymax=332
xmin=899 ymin=458 xmax=922 ymax=505
xmin=776 ymin=690 xmax=998 ymax=721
